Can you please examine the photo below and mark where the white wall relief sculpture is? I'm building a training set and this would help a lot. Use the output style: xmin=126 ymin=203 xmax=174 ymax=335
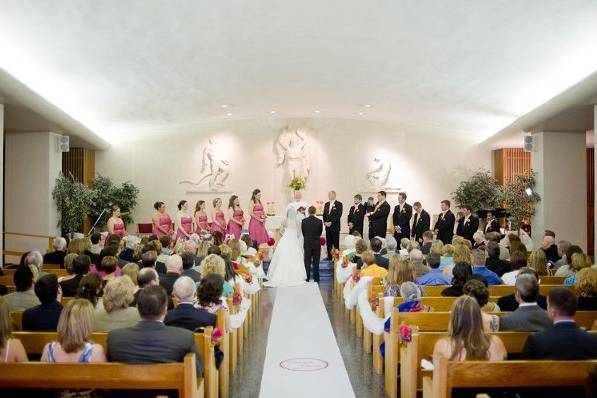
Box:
xmin=180 ymin=136 xmax=230 ymax=192
xmin=275 ymin=126 xmax=310 ymax=180
xmin=367 ymin=157 xmax=392 ymax=188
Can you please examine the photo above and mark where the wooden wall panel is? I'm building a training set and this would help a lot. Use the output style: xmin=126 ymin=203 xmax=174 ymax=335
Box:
xmin=493 ymin=148 xmax=531 ymax=186
xmin=587 ymin=148 xmax=594 ymax=255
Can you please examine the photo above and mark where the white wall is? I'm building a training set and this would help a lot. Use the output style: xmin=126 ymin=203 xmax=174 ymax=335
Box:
xmin=96 ymin=118 xmax=491 ymax=232
xmin=0 ymin=104 xmax=3 ymax=258
xmin=4 ymin=132 xmax=62 ymax=258
xmin=531 ymin=131 xmax=587 ymax=250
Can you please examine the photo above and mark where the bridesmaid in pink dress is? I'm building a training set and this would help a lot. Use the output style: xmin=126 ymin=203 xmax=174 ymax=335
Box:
xmin=227 ymin=195 xmax=245 ymax=239
xmin=194 ymin=200 xmax=209 ymax=235
xmin=152 ymin=201 xmax=174 ymax=238
xmin=210 ymin=198 xmax=227 ymax=235
xmin=175 ymin=200 xmax=194 ymax=241
xmin=248 ymin=189 xmax=269 ymax=244
xmin=107 ymin=205 xmax=127 ymax=237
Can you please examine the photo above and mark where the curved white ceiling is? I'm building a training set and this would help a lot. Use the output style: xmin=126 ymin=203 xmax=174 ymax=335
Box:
xmin=1 ymin=0 xmax=597 ymax=143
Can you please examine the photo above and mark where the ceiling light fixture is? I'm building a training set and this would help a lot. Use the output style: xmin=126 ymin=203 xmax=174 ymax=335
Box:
xmin=363 ymin=104 xmax=372 ymax=108
xmin=314 ymin=110 xmax=320 ymax=113
xmin=221 ymin=104 xmax=229 ymax=108
xmin=226 ymin=112 xmax=232 ymax=116
xmin=270 ymin=110 xmax=276 ymax=114
xmin=358 ymin=112 xmax=364 ymax=116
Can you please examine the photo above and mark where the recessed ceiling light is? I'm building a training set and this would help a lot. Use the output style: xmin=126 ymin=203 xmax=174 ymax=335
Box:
xmin=221 ymin=104 xmax=229 ymax=108
xmin=358 ymin=112 xmax=364 ymax=116
xmin=363 ymin=104 xmax=372 ymax=108
xmin=270 ymin=110 xmax=276 ymax=114
xmin=226 ymin=112 xmax=232 ymax=116
xmin=314 ymin=110 xmax=320 ymax=113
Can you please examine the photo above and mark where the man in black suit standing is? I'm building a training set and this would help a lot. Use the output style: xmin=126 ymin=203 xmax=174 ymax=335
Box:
xmin=521 ymin=288 xmax=597 ymax=359
xmin=392 ymin=192 xmax=412 ymax=243
xmin=367 ymin=191 xmax=391 ymax=241
xmin=347 ymin=194 xmax=366 ymax=237
xmin=484 ymin=210 xmax=500 ymax=234
xmin=434 ymin=200 xmax=456 ymax=244
xmin=302 ymin=206 xmax=324 ymax=282
xmin=107 ymin=285 xmax=204 ymax=376
xmin=456 ymin=205 xmax=479 ymax=244
xmin=411 ymin=201 xmax=430 ymax=244
xmin=323 ymin=191 xmax=342 ymax=260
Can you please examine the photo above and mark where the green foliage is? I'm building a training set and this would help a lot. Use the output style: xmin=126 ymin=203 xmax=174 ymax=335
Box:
xmin=451 ymin=169 xmax=503 ymax=213
xmin=89 ymin=175 xmax=140 ymax=227
xmin=288 ymin=176 xmax=306 ymax=191
xmin=52 ymin=174 xmax=95 ymax=234
xmin=502 ymin=172 xmax=541 ymax=230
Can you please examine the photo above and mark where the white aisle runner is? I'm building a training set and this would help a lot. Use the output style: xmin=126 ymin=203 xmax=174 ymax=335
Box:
xmin=259 ymin=283 xmax=355 ymax=398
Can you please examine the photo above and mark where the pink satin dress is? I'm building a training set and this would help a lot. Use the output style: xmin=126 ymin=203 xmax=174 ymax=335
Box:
xmin=153 ymin=213 xmax=173 ymax=238
xmin=195 ymin=214 xmax=209 ymax=234
xmin=227 ymin=209 xmax=244 ymax=239
xmin=113 ymin=222 xmax=125 ymax=237
xmin=210 ymin=211 xmax=227 ymax=234
xmin=249 ymin=204 xmax=269 ymax=244
xmin=176 ymin=215 xmax=193 ymax=240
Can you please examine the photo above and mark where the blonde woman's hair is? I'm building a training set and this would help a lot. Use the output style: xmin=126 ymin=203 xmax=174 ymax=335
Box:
xmin=219 ymin=244 xmax=232 ymax=261
xmin=197 ymin=241 xmax=210 ymax=258
xmin=527 ymin=250 xmax=548 ymax=276
xmin=64 ymin=253 xmax=79 ymax=275
xmin=570 ymin=252 xmax=591 ymax=272
xmin=361 ymin=250 xmax=376 ymax=266
xmin=57 ymin=298 xmax=94 ymax=353
xmin=0 ymin=297 xmax=12 ymax=349
xmin=68 ymin=238 xmax=89 ymax=255
xmin=386 ymin=255 xmax=416 ymax=286
xmin=441 ymin=244 xmax=455 ymax=257
xmin=121 ymin=263 xmax=139 ymax=285
xmin=430 ymin=240 xmax=444 ymax=255
xmin=448 ymin=295 xmax=491 ymax=360
xmin=228 ymin=239 xmax=241 ymax=261
xmin=355 ymin=239 xmax=368 ymax=254
xmin=575 ymin=267 xmax=597 ymax=296
xmin=201 ymin=254 xmax=226 ymax=278
xmin=103 ymin=276 xmax=135 ymax=313
xmin=453 ymin=244 xmax=472 ymax=265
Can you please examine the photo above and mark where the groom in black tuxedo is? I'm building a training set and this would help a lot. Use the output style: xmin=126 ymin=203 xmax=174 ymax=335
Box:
xmin=323 ymin=190 xmax=343 ymax=260
xmin=302 ymin=206 xmax=323 ymax=282
xmin=368 ymin=191 xmax=391 ymax=241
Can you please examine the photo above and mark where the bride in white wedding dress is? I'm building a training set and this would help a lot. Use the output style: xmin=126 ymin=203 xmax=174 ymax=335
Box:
xmin=264 ymin=205 xmax=307 ymax=287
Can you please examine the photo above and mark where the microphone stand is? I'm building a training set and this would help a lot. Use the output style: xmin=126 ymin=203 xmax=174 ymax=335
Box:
xmin=88 ymin=208 xmax=107 ymax=236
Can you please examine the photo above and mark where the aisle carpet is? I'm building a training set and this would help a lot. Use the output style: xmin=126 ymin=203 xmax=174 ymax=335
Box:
xmin=259 ymin=283 xmax=355 ymax=398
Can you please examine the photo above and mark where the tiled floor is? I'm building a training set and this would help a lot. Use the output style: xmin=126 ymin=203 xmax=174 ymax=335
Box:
xmin=229 ymin=279 xmax=386 ymax=398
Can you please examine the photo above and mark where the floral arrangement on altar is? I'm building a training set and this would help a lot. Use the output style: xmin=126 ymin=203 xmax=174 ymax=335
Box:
xmin=315 ymin=200 xmax=324 ymax=216
xmin=288 ymin=176 xmax=306 ymax=191
xmin=265 ymin=201 xmax=277 ymax=216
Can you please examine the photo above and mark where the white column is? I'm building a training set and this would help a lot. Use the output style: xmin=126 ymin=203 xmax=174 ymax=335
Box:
xmin=531 ymin=131 xmax=586 ymax=250
xmin=594 ymin=105 xmax=597 ymax=254
xmin=0 ymin=104 xmax=4 ymax=259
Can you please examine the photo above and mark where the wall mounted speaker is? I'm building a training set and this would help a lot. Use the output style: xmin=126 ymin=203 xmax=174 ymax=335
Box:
xmin=523 ymin=135 xmax=533 ymax=152
xmin=59 ymin=135 xmax=70 ymax=152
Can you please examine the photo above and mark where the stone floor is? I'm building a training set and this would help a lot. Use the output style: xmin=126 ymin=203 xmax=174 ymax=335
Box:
xmin=229 ymin=279 xmax=386 ymax=398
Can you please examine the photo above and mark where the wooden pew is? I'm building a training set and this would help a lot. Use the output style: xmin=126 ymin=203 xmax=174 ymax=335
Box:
xmin=425 ymin=357 xmax=597 ymax=398
xmin=0 ymin=353 xmax=202 ymax=398
xmin=1 ymin=268 xmax=69 ymax=278
xmin=13 ymin=329 xmax=218 ymax=398
xmin=541 ymin=275 xmax=566 ymax=284
xmin=10 ymin=311 xmax=22 ymax=330
xmin=422 ymin=284 xmax=570 ymax=297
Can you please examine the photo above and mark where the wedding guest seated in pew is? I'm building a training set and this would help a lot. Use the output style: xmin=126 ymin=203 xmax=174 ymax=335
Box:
xmin=22 ymin=274 xmax=63 ymax=331
xmin=60 ymin=255 xmax=91 ymax=297
xmin=416 ymin=252 xmax=452 ymax=286
xmin=370 ymin=238 xmax=389 ymax=269
xmin=181 ymin=252 xmax=202 ymax=283
xmin=433 ymin=295 xmax=506 ymax=363
xmin=141 ymin=249 xmax=164 ymax=275
xmin=575 ymin=268 xmax=597 ymax=311
xmin=159 ymin=254 xmax=183 ymax=297
xmin=59 ymin=253 xmax=78 ymax=284
xmin=201 ymin=254 xmax=233 ymax=297
xmin=398 ymin=238 xmax=410 ymax=256
xmin=527 ymin=249 xmax=549 ymax=277
xmin=41 ymin=299 xmax=106 ymax=367
xmin=484 ymin=241 xmax=510 ymax=277
xmin=471 ymin=248 xmax=501 ymax=285
xmin=409 ymin=249 xmax=428 ymax=277
xmin=165 ymin=276 xmax=216 ymax=331
xmin=383 ymin=255 xmax=416 ymax=297
xmin=497 ymin=267 xmax=547 ymax=311
xmin=564 ymin=252 xmax=592 ymax=286
xmin=499 ymin=274 xmax=551 ymax=332
xmin=352 ymin=238 xmax=368 ymax=269
xmin=0 ymin=297 xmax=28 ymax=363
xmin=396 ymin=282 xmax=432 ymax=313
xmin=4 ymin=266 xmax=40 ymax=312
xmin=44 ymin=237 xmax=67 ymax=269
xmin=441 ymin=262 xmax=472 ymax=297
xmin=383 ymin=236 xmax=398 ymax=258
xmin=107 ymin=285 xmax=204 ymax=376
xmin=93 ymin=276 xmax=140 ymax=332
xmin=76 ymin=273 xmax=104 ymax=307
xmin=134 ymin=267 xmax=160 ymax=306
xmin=89 ymin=232 xmax=102 ymax=256
xmin=554 ymin=244 xmax=583 ymax=278
xmin=439 ymin=244 xmax=455 ymax=273
xmin=420 ymin=231 xmax=433 ymax=254
xmin=462 ymin=279 xmax=499 ymax=332
xmin=359 ymin=251 xmax=388 ymax=279
xmin=522 ymin=287 xmax=597 ymax=360
xmin=121 ymin=263 xmax=140 ymax=292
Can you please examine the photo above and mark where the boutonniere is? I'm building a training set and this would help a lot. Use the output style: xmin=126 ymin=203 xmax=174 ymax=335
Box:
xmin=401 ymin=208 xmax=406 ymax=213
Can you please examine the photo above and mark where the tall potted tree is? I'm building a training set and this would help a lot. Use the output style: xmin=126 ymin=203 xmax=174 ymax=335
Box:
xmin=502 ymin=172 xmax=541 ymax=231
xmin=451 ymin=169 xmax=503 ymax=214
xmin=52 ymin=174 xmax=95 ymax=236
xmin=89 ymin=174 xmax=140 ymax=229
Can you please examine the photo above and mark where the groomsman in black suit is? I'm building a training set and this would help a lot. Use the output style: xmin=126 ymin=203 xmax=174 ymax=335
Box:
xmin=411 ymin=201 xmax=430 ymax=243
xmin=323 ymin=190 xmax=343 ymax=260
xmin=392 ymin=192 xmax=412 ymax=242
xmin=434 ymin=200 xmax=456 ymax=244
xmin=347 ymin=194 xmax=366 ymax=237
xmin=302 ymin=206 xmax=324 ymax=282
xmin=484 ymin=210 xmax=500 ymax=234
xmin=367 ymin=191 xmax=391 ymax=241
xmin=456 ymin=205 xmax=479 ymax=244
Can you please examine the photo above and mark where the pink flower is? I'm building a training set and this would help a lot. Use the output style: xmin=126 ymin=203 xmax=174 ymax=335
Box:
xmin=211 ymin=328 xmax=223 ymax=342
xmin=233 ymin=292 xmax=242 ymax=306
xmin=320 ymin=236 xmax=326 ymax=246
xmin=267 ymin=237 xmax=276 ymax=246
xmin=399 ymin=325 xmax=412 ymax=343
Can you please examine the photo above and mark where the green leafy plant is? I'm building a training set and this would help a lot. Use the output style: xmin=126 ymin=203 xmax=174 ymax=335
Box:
xmin=451 ymin=169 xmax=503 ymax=213
xmin=288 ymin=176 xmax=306 ymax=191
xmin=89 ymin=175 xmax=140 ymax=228
xmin=502 ymin=172 xmax=541 ymax=231
xmin=52 ymin=174 xmax=96 ymax=234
